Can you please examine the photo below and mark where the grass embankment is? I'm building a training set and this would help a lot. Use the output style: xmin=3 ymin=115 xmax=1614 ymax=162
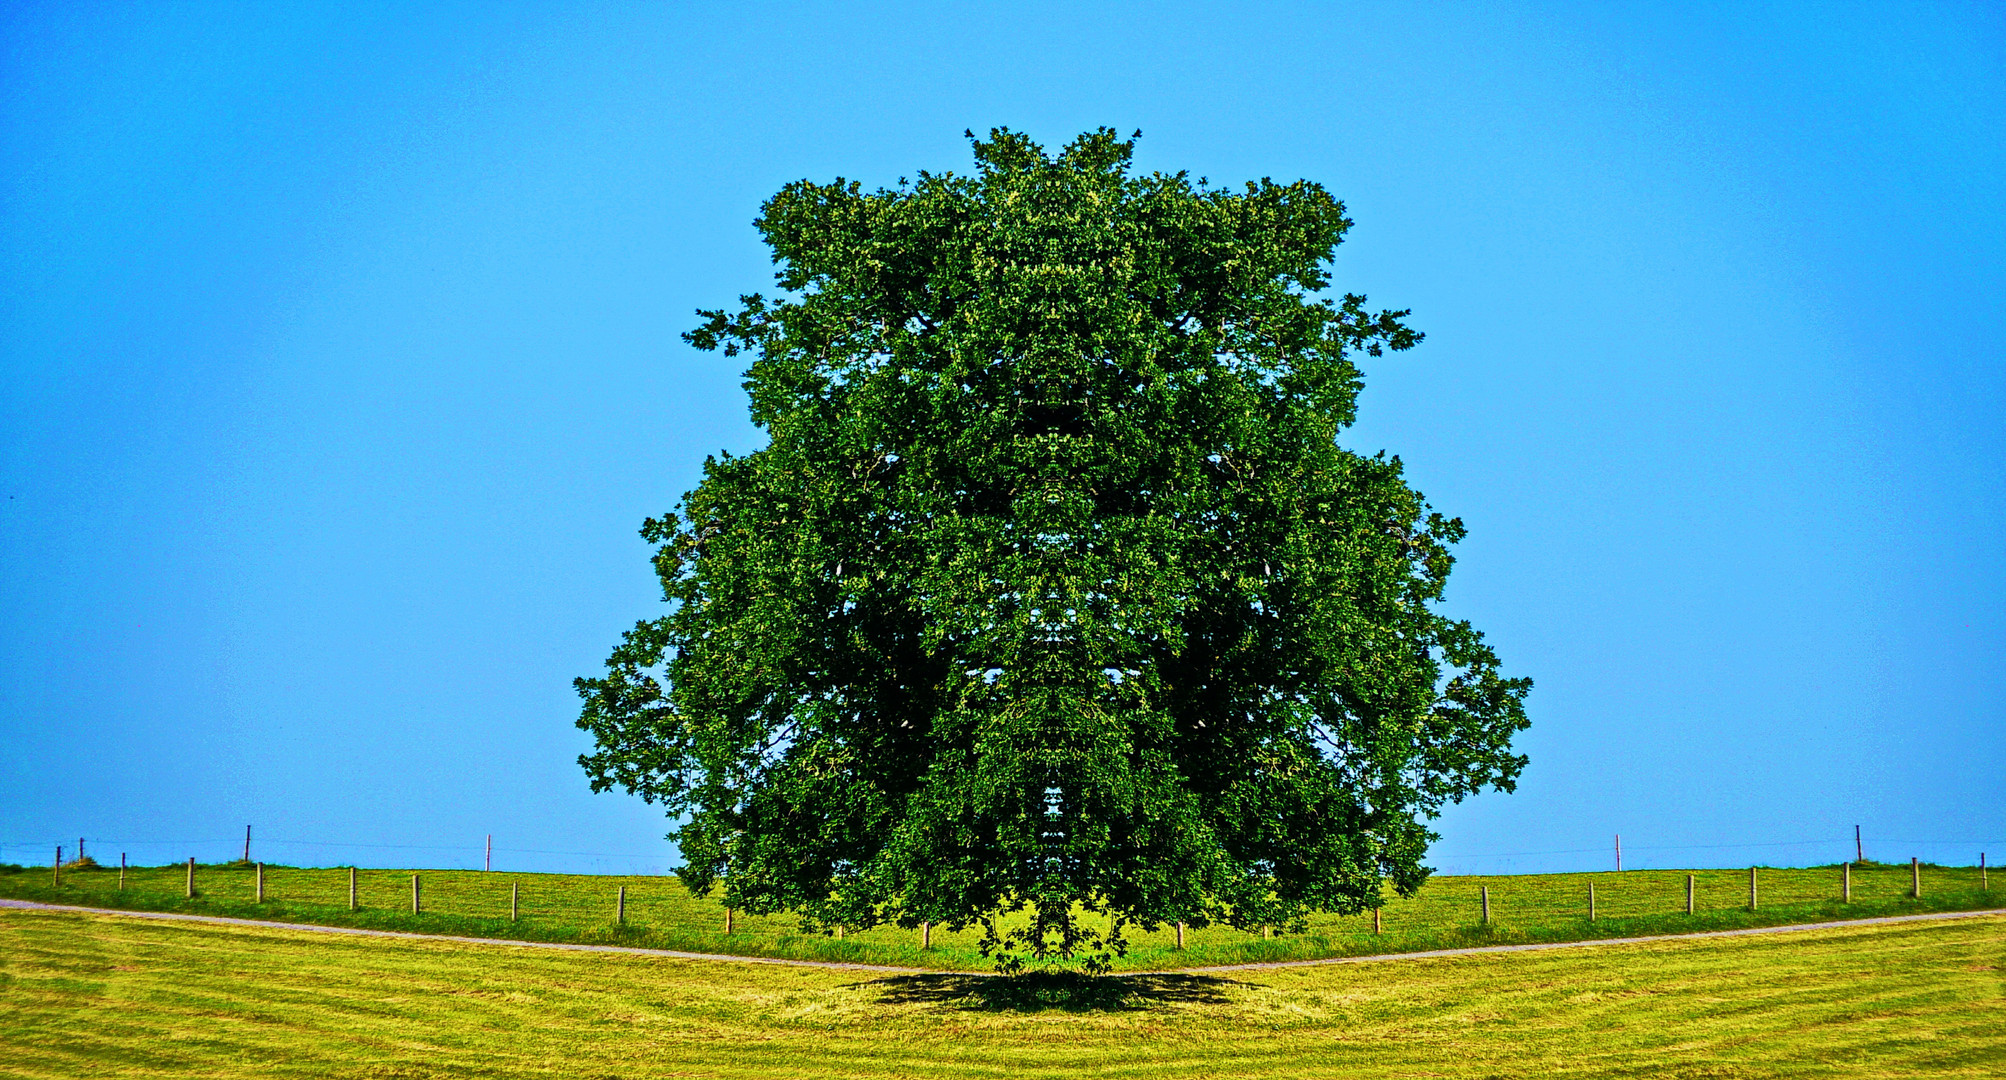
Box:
xmin=2 ymin=905 xmax=2002 ymax=1078
xmin=1 ymin=860 xmax=1996 ymax=972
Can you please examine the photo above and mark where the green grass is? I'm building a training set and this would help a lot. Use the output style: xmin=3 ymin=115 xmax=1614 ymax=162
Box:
xmin=2 ymin=904 xmax=2001 ymax=1077
xmin=1 ymin=860 xmax=1997 ymax=973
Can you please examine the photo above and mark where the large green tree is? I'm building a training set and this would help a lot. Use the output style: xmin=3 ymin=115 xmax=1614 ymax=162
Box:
xmin=577 ymin=129 xmax=1529 ymax=972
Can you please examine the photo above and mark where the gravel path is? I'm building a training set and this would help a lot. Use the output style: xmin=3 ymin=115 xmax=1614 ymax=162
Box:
xmin=4 ymin=897 xmax=2000 ymax=977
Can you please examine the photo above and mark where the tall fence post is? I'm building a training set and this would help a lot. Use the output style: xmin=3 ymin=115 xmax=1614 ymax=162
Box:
xmin=53 ymin=846 xmax=61 ymax=886
xmin=1588 ymin=881 xmax=1596 ymax=922
xmin=79 ymin=837 xmax=85 ymax=864
xmin=349 ymin=867 xmax=358 ymax=911
xmin=1373 ymin=908 xmax=1382 ymax=934
xmin=616 ymin=885 xmax=626 ymax=925
xmin=119 ymin=852 xmax=127 ymax=891
xmin=1687 ymin=874 xmax=1696 ymax=915
xmin=244 ymin=825 xmax=251 ymax=865
xmin=256 ymin=863 xmax=265 ymax=903
xmin=724 ymin=907 xmax=733 ymax=935
xmin=1982 ymin=853 xmax=1988 ymax=892
xmin=412 ymin=874 xmax=421 ymax=915
xmin=511 ymin=881 xmax=519 ymax=921
xmin=1748 ymin=866 xmax=1758 ymax=911
xmin=1843 ymin=861 xmax=1851 ymax=903
xmin=1911 ymin=857 xmax=1920 ymax=899
xmin=486 ymin=834 xmax=492 ymax=873
xmin=1481 ymin=885 xmax=1491 ymax=925
xmin=923 ymin=921 xmax=933 ymax=950
xmin=186 ymin=857 xmax=196 ymax=899
xmin=1178 ymin=920 xmax=1188 ymax=946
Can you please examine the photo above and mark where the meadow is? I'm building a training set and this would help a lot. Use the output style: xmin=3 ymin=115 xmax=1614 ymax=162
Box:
xmin=0 ymin=858 xmax=1995 ymax=972
xmin=1 ymin=903 xmax=2001 ymax=1077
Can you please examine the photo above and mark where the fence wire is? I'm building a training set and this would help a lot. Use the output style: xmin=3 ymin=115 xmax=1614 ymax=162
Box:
xmin=4 ymin=832 xmax=1999 ymax=876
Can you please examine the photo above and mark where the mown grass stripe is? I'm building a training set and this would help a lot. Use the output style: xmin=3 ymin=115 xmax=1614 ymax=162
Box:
xmin=1164 ymin=907 xmax=2006 ymax=971
xmin=0 ymin=898 xmax=933 ymax=973
xmin=8 ymin=898 xmax=2002 ymax=977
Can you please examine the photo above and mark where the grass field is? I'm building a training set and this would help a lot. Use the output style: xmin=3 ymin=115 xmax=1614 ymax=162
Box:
xmin=2 ymin=905 xmax=2002 ymax=1077
xmin=1 ymin=859 xmax=1995 ymax=973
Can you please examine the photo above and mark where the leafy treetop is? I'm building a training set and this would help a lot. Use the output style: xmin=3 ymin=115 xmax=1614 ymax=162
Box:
xmin=577 ymin=128 xmax=1530 ymax=972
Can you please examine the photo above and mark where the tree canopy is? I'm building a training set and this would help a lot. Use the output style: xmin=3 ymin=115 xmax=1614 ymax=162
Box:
xmin=576 ymin=128 xmax=1530 ymax=972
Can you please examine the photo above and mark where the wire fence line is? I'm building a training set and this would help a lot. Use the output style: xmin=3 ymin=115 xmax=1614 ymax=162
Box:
xmin=1 ymin=840 xmax=663 ymax=859
xmin=1432 ymin=838 xmax=2006 ymax=860
xmin=3 ymin=831 xmax=1999 ymax=877
xmin=0 ymin=835 xmax=677 ymax=876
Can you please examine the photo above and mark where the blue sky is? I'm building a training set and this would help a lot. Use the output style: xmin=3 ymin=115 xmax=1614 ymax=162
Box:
xmin=2 ymin=2 xmax=2000 ymax=876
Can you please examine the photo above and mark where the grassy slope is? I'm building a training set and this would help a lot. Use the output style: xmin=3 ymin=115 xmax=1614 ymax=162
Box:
xmin=2 ymin=906 xmax=2002 ymax=1078
xmin=1 ymin=861 xmax=1997 ymax=973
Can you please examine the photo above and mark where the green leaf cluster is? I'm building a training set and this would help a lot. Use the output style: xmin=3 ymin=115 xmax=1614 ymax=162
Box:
xmin=577 ymin=128 xmax=1530 ymax=973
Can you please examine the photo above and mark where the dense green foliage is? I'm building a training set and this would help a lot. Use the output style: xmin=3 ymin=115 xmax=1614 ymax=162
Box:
xmin=575 ymin=128 xmax=1531 ymax=969
xmin=6 ymin=907 xmax=2003 ymax=1078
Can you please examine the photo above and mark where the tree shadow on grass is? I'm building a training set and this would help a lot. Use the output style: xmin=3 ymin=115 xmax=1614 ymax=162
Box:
xmin=862 ymin=970 xmax=1241 ymax=1012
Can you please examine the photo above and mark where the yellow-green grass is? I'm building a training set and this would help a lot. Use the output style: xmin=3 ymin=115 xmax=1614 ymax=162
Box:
xmin=3 ymin=860 xmax=1996 ymax=973
xmin=2 ymin=906 xmax=2002 ymax=1078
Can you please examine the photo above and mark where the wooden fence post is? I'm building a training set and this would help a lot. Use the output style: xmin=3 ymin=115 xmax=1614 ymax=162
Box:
xmin=923 ymin=921 xmax=932 ymax=950
xmin=256 ymin=863 xmax=265 ymax=903
xmin=616 ymin=885 xmax=625 ymax=925
xmin=1686 ymin=874 xmax=1695 ymax=915
xmin=1911 ymin=857 xmax=1920 ymax=899
xmin=119 ymin=853 xmax=127 ymax=891
xmin=53 ymin=846 xmax=61 ymax=886
xmin=1372 ymin=908 xmax=1381 ymax=934
xmin=349 ymin=867 xmax=358 ymax=911
xmin=511 ymin=881 xmax=519 ymax=921
xmin=1178 ymin=920 xmax=1188 ymax=947
xmin=412 ymin=874 xmax=421 ymax=915
xmin=1982 ymin=853 xmax=1988 ymax=892
xmin=724 ymin=907 xmax=733 ymax=935
xmin=1587 ymin=882 xmax=1595 ymax=922
xmin=186 ymin=857 xmax=195 ymax=899
xmin=1843 ymin=861 xmax=1851 ymax=903
xmin=1748 ymin=866 xmax=1757 ymax=911
xmin=1481 ymin=885 xmax=1491 ymax=925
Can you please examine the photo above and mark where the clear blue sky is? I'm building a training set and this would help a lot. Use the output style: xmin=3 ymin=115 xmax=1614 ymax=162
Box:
xmin=3 ymin=3 xmax=2000 ymax=876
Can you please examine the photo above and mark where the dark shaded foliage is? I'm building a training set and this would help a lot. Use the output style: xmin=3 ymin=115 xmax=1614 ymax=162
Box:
xmin=865 ymin=971 xmax=1239 ymax=1012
